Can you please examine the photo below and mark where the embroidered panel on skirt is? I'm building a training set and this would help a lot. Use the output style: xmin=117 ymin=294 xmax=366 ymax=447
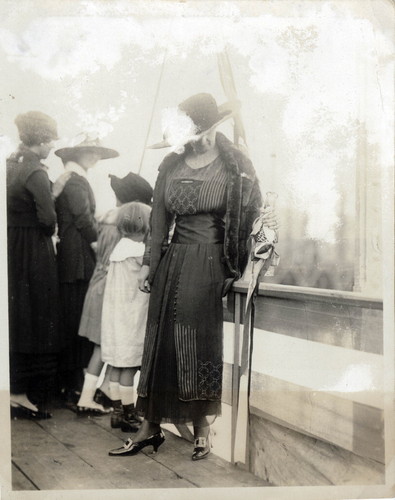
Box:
xmin=197 ymin=360 xmax=223 ymax=400
xmin=174 ymin=323 xmax=198 ymax=400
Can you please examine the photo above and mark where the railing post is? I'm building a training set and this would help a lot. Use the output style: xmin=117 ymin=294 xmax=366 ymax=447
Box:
xmin=231 ymin=292 xmax=241 ymax=464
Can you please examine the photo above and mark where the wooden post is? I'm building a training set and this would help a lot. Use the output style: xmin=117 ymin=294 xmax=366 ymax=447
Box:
xmin=231 ymin=292 xmax=241 ymax=464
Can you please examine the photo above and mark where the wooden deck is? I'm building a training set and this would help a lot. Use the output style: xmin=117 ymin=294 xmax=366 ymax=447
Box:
xmin=10 ymin=406 xmax=269 ymax=491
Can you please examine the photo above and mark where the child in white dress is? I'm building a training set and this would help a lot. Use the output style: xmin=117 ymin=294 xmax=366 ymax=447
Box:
xmin=75 ymin=172 xmax=153 ymax=415
xmin=101 ymin=201 xmax=151 ymax=431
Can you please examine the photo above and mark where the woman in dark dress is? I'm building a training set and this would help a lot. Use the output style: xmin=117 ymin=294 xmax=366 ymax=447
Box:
xmin=109 ymin=93 xmax=278 ymax=459
xmin=7 ymin=111 xmax=60 ymax=419
xmin=53 ymin=135 xmax=119 ymax=406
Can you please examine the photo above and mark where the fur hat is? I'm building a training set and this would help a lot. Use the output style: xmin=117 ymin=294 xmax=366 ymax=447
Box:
xmin=15 ymin=111 xmax=58 ymax=147
xmin=109 ymin=172 xmax=153 ymax=205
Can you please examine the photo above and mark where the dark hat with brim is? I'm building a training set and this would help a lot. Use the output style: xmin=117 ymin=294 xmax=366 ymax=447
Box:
xmin=55 ymin=135 xmax=119 ymax=161
xmin=109 ymin=172 xmax=153 ymax=205
xmin=179 ymin=93 xmax=232 ymax=133
xmin=148 ymin=93 xmax=235 ymax=150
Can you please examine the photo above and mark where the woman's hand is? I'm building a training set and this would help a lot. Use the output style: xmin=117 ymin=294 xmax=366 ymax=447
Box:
xmin=90 ymin=242 xmax=98 ymax=253
xmin=260 ymin=207 xmax=279 ymax=231
xmin=138 ymin=265 xmax=151 ymax=293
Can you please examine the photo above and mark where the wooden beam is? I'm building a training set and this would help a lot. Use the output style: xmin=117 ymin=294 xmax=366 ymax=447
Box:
xmin=231 ymin=292 xmax=241 ymax=464
xmin=249 ymin=294 xmax=383 ymax=355
xmin=232 ymin=282 xmax=383 ymax=309
xmin=249 ymin=415 xmax=384 ymax=486
xmin=249 ymin=373 xmax=384 ymax=463
xmin=225 ymin=292 xmax=383 ymax=354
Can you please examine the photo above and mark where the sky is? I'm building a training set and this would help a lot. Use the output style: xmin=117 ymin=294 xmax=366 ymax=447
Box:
xmin=0 ymin=0 xmax=391 ymax=243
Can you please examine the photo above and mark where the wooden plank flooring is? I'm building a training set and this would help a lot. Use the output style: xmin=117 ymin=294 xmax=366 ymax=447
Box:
xmin=11 ymin=407 xmax=269 ymax=491
xmin=11 ymin=463 xmax=38 ymax=491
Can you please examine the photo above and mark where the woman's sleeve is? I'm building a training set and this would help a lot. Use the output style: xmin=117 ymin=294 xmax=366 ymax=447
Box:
xmin=147 ymin=163 xmax=172 ymax=283
xmin=142 ymin=232 xmax=151 ymax=266
xmin=64 ymin=182 xmax=98 ymax=243
xmin=25 ymin=169 xmax=57 ymax=236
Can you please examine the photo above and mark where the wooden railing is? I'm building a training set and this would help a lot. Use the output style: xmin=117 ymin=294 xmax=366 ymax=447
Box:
xmin=226 ymin=282 xmax=384 ymax=480
xmin=232 ymin=281 xmax=383 ymax=308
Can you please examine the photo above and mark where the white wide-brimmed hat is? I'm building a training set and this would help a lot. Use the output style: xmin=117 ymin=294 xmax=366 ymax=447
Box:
xmin=55 ymin=133 xmax=119 ymax=161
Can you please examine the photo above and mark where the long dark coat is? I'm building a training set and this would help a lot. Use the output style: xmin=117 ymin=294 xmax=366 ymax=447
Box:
xmin=7 ymin=146 xmax=60 ymax=353
xmin=55 ymin=172 xmax=98 ymax=284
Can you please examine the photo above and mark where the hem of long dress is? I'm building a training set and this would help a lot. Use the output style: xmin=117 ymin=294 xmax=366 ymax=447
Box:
xmin=134 ymin=411 xmax=221 ymax=426
xmin=179 ymin=397 xmax=222 ymax=403
xmin=136 ymin=396 xmax=222 ymax=425
xmin=137 ymin=415 xmax=220 ymax=426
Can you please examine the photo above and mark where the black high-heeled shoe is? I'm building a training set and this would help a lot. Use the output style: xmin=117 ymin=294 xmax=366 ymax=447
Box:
xmin=108 ymin=431 xmax=165 ymax=457
xmin=191 ymin=434 xmax=212 ymax=461
xmin=10 ymin=404 xmax=52 ymax=420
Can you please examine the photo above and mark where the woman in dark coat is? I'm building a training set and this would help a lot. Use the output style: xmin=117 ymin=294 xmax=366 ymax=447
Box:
xmin=53 ymin=136 xmax=119 ymax=406
xmin=109 ymin=93 xmax=278 ymax=459
xmin=7 ymin=111 xmax=60 ymax=419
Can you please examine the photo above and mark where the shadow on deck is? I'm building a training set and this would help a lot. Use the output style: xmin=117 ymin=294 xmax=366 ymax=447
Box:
xmin=11 ymin=407 xmax=270 ymax=491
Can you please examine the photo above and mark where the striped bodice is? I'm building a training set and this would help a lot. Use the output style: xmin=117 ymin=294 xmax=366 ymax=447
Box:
xmin=165 ymin=156 xmax=227 ymax=216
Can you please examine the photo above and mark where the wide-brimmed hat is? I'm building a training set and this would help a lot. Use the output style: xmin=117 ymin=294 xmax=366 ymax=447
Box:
xmin=148 ymin=93 xmax=235 ymax=150
xmin=15 ymin=111 xmax=58 ymax=147
xmin=55 ymin=133 xmax=119 ymax=161
xmin=109 ymin=172 xmax=153 ymax=205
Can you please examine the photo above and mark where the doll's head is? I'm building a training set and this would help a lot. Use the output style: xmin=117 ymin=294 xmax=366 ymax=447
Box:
xmin=116 ymin=201 xmax=151 ymax=241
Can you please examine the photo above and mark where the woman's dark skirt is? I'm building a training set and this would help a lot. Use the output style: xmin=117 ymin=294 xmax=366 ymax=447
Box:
xmin=57 ymin=281 xmax=93 ymax=391
xmin=136 ymin=240 xmax=227 ymax=425
xmin=7 ymin=226 xmax=60 ymax=398
xmin=10 ymin=352 xmax=58 ymax=404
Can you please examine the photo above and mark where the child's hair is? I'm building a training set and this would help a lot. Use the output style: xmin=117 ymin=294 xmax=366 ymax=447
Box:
xmin=116 ymin=201 xmax=151 ymax=237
